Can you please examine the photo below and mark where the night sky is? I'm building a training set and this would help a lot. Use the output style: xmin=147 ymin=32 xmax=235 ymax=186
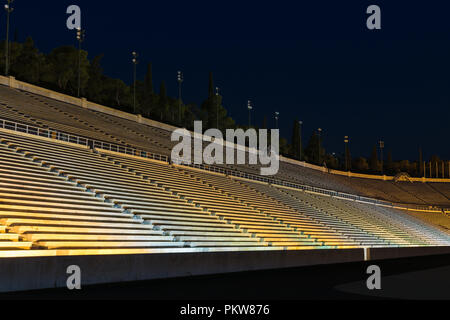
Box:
xmin=4 ymin=0 xmax=450 ymax=160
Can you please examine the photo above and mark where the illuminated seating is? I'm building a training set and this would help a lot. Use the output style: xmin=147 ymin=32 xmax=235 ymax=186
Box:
xmin=0 ymin=82 xmax=449 ymax=255
xmin=394 ymin=182 xmax=450 ymax=206
xmin=0 ymin=133 xmax=186 ymax=250
xmin=242 ymin=181 xmax=393 ymax=247
xmin=101 ymin=153 xmax=335 ymax=250
xmin=0 ymin=84 xmax=449 ymax=208
xmin=405 ymin=211 xmax=450 ymax=237
xmin=0 ymin=131 xmax=271 ymax=250
xmin=181 ymin=170 xmax=359 ymax=248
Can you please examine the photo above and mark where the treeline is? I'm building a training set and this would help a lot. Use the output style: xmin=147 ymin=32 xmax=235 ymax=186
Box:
xmin=0 ymin=37 xmax=447 ymax=178
xmin=0 ymin=37 xmax=291 ymax=150
xmin=289 ymin=129 xmax=449 ymax=178
xmin=0 ymin=37 xmax=199 ymax=128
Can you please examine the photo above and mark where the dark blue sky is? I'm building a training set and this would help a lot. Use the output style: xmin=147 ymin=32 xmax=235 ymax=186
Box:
xmin=4 ymin=0 xmax=450 ymax=160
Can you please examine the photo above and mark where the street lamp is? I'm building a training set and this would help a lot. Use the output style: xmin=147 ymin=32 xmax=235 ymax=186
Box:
xmin=132 ymin=51 xmax=139 ymax=113
xmin=215 ymin=87 xmax=220 ymax=128
xmin=317 ymin=128 xmax=323 ymax=165
xmin=177 ymin=71 xmax=184 ymax=124
xmin=344 ymin=136 xmax=350 ymax=171
xmin=379 ymin=140 xmax=385 ymax=175
xmin=76 ymin=27 xmax=86 ymax=98
xmin=247 ymin=100 xmax=253 ymax=127
xmin=299 ymin=120 xmax=303 ymax=161
xmin=274 ymin=112 xmax=279 ymax=129
xmin=4 ymin=0 xmax=14 ymax=76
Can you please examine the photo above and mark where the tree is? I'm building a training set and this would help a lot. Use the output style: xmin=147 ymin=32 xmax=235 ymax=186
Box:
xmin=324 ymin=153 xmax=339 ymax=169
xmin=418 ymin=147 xmax=424 ymax=177
xmin=41 ymin=46 xmax=89 ymax=95
xmin=353 ymin=157 xmax=369 ymax=172
xmin=369 ymin=145 xmax=379 ymax=172
xmin=430 ymin=155 xmax=441 ymax=178
xmin=304 ymin=132 xmax=324 ymax=165
xmin=86 ymin=54 xmax=105 ymax=102
xmin=291 ymin=120 xmax=301 ymax=160
xmin=386 ymin=150 xmax=394 ymax=174
xmin=11 ymin=37 xmax=42 ymax=84
xmin=345 ymin=144 xmax=352 ymax=171
xmin=201 ymin=72 xmax=229 ymax=130
xmin=142 ymin=63 xmax=155 ymax=117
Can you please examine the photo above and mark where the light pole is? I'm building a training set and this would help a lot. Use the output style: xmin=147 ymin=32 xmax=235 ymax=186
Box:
xmin=4 ymin=0 xmax=14 ymax=76
xmin=317 ymin=128 xmax=323 ymax=165
xmin=247 ymin=100 xmax=253 ymax=127
xmin=215 ymin=87 xmax=220 ymax=128
xmin=132 ymin=52 xmax=139 ymax=113
xmin=177 ymin=71 xmax=184 ymax=124
xmin=274 ymin=112 xmax=279 ymax=129
xmin=379 ymin=140 xmax=385 ymax=175
xmin=344 ymin=136 xmax=350 ymax=171
xmin=299 ymin=120 xmax=303 ymax=161
xmin=76 ymin=28 xmax=86 ymax=98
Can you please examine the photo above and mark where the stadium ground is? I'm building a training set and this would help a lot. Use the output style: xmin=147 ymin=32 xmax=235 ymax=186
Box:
xmin=3 ymin=253 xmax=450 ymax=300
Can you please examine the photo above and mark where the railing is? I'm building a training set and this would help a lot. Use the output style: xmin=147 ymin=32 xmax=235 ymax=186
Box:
xmin=0 ymin=117 xmax=447 ymax=213
xmin=0 ymin=118 xmax=168 ymax=163
xmin=175 ymin=159 xmax=395 ymax=207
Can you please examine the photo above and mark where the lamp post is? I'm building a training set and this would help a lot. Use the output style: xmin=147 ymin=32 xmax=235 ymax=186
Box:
xmin=379 ymin=140 xmax=385 ymax=175
xmin=132 ymin=52 xmax=139 ymax=113
xmin=247 ymin=100 xmax=253 ymax=127
xmin=274 ymin=112 xmax=279 ymax=129
xmin=344 ymin=136 xmax=350 ymax=171
xmin=177 ymin=71 xmax=184 ymax=124
xmin=299 ymin=120 xmax=303 ymax=161
xmin=4 ymin=0 xmax=14 ymax=76
xmin=76 ymin=28 xmax=86 ymax=98
xmin=215 ymin=87 xmax=220 ymax=128
xmin=317 ymin=128 xmax=323 ymax=165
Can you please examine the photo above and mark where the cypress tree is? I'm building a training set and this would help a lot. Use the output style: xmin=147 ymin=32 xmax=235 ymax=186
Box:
xmin=386 ymin=151 xmax=393 ymax=173
xmin=419 ymin=147 xmax=424 ymax=177
xmin=291 ymin=120 xmax=300 ymax=160
xmin=345 ymin=145 xmax=352 ymax=171
xmin=158 ymin=80 xmax=168 ymax=120
xmin=369 ymin=145 xmax=379 ymax=172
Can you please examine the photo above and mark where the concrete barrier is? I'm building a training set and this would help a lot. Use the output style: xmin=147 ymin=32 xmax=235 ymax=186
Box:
xmin=0 ymin=249 xmax=363 ymax=292
xmin=1 ymin=246 xmax=450 ymax=293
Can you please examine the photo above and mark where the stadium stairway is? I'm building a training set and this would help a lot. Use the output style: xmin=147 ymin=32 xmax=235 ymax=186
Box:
xmin=101 ymin=152 xmax=336 ymax=250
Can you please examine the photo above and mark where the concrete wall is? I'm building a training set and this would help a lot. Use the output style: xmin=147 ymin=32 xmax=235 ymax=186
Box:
xmin=1 ymin=246 xmax=449 ymax=293
xmin=0 ymin=249 xmax=362 ymax=293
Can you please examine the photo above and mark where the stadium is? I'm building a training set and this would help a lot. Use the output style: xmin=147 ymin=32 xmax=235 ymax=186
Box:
xmin=1 ymin=1 xmax=450 ymax=303
xmin=0 ymin=75 xmax=449 ymax=299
